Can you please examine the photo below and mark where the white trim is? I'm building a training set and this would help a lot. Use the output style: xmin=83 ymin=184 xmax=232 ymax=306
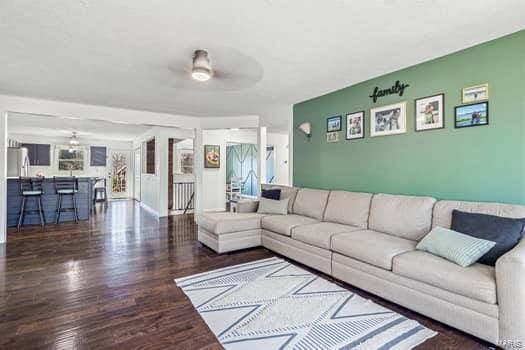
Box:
xmin=288 ymin=111 xmax=294 ymax=186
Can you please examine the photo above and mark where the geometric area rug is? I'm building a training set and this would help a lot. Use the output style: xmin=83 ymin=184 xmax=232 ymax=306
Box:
xmin=175 ymin=257 xmax=437 ymax=349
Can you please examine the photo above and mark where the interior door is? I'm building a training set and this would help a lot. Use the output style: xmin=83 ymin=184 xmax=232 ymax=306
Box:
xmin=133 ymin=148 xmax=141 ymax=201
xmin=109 ymin=150 xmax=130 ymax=199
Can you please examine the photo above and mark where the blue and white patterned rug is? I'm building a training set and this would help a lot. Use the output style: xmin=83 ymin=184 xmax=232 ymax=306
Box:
xmin=175 ymin=257 xmax=437 ymax=349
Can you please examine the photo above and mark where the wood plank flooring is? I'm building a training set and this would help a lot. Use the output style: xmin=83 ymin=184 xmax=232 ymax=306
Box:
xmin=0 ymin=200 xmax=497 ymax=349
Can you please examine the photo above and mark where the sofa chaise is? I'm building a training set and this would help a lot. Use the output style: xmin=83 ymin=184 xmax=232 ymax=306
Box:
xmin=196 ymin=184 xmax=525 ymax=346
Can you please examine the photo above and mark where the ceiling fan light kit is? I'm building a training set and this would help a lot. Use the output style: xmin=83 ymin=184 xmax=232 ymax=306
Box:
xmin=191 ymin=49 xmax=212 ymax=82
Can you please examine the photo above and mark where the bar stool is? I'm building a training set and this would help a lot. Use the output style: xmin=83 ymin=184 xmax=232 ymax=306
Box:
xmin=17 ymin=176 xmax=46 ymax=229
xmin=54 ymin=176 xmax=79 ymax=224
xmin=92 ymin=178 xmax=108 ymax=205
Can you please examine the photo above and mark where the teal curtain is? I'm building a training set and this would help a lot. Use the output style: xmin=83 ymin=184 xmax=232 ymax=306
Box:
xmin=226 ymin=144 xmax=258 ymax=196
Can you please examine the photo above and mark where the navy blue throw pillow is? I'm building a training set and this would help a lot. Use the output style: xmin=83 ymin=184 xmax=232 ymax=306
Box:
xmin=451 ymin=210 xmax=525 ymax=266
xmin=261 ymin=189 xmax=281 ymax=200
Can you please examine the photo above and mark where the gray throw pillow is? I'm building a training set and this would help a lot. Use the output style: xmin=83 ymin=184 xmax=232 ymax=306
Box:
xmin=257 ymin=197 xmax=289 ymax=215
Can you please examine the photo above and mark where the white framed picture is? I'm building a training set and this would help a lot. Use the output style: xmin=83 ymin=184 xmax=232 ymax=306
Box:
xmin=370 ymin=102 xmax=407 ymax=137
xmin=462 ymin=83 xmax=489 ymax=103
xmin=415 ymin=93 xmax=444 ymax=131
xmin=326 ymin=131 xmax=339 ymax=143
xmin=346 ymin=111 xmax=365 ymax=140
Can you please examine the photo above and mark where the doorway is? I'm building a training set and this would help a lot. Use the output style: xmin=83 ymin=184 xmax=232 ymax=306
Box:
xmin=109 ymin=150 xmax=131 ymax=199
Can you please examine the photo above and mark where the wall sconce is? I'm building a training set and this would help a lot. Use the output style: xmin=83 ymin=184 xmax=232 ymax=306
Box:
xmin=298 ymin=122 xmax=311 ymax=139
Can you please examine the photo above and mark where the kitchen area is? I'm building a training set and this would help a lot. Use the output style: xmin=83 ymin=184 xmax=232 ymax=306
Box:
xmin=6 ymin=112 xmax=137 ymax=228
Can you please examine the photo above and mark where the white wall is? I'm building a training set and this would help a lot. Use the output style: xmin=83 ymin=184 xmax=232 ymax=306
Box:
xmin=8 ymin=133 xmax=133 ymax=178
xmin=133 ymin=126 xmax=194 ymax=217
xmin=201 ymin=129 xmax=289 ymax=212
xmin=267 ymin=132 xmax=289 ymax=186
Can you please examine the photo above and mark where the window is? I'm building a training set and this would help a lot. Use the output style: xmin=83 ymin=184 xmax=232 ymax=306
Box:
xmin=58 ymin=147 xmax=85 ymax=171
xmin=143 ymin=138 xmax=156 ymax=174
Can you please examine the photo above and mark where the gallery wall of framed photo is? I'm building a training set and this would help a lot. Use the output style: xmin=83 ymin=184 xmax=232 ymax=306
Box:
xmin=293 ymin=29 xmax=525 ymax=205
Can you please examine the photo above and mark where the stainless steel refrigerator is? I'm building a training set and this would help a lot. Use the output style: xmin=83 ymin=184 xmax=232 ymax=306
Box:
xmin=7 ymin=147 xmax=30 ymax=177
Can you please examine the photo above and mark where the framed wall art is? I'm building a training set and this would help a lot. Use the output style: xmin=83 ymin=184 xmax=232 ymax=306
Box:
xmin=346 ymin=111 xmax=365 ymax=140
xmin=455 ymin=102 xmax=489 ymax=128
xmin=326 ymin=131 xmax=339 ymax=143
xmin=462 ymin=83 xmax=489 ymax=103
xmin=204 ymin=144 xmax=220 ymax=168
xmin=415 ymin=93 xmax=445 ymax=131
xmin=327 ymin=115 xmax=342 ymax=132
xmin=370 ymin=102 xmax=407 ymax=137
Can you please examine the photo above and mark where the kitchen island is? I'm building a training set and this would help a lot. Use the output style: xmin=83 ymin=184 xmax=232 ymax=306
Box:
xmin=7 ymin=177 xmax=94 ymax=227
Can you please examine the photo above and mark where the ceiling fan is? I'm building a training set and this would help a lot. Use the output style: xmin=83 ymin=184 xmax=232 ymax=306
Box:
xmin=167 ymin=47 xmax=264 ymax=91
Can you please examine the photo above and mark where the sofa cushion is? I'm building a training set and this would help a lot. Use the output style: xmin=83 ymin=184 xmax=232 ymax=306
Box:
xmin=261 ymin=188 xmax=281 ymax=200
xmin=291 ymin=222 xmax=361 ymax=250
xmin=197 ymin=212 xmax=264 ymax=235
xmin=292 ymin=188 xmax=330 ymax=220
xmin=432 ymin=199 xmax=525 ymax=230
xmin=393 ymin=250 xmax=496 ymax=304
xmin=261 ymin=214 xmax=319 ymax=236
xmin=323 ymin=191 xmax=373 ymax=229
xmin=257 ymin=197 xmax=289 ymax=215
xmin=451 ymin=210 xmax=525 ymax=266
xmin=331 ymin=229 xmax=416 ymax=270
xmin=262 ymin=184 xmax=299 ymax=213
xmin=368 ymin=193 xmax=436 ymax=241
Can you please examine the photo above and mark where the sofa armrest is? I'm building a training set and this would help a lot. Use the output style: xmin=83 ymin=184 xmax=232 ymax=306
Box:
xmin=496 ymin=238 xmax=525 ymax=347
xmin=236 ymin=199 xmax=259 ymax=213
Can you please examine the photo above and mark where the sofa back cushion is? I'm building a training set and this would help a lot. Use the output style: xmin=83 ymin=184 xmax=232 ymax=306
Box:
xmin=323 ymin=191 xmax=373 ymax=229
xmin=261 ymin=184 xmax=299 ymax=213
xmin=369 ymin=193 xmax=437 ymax=241
xmin=292 ymin=188 xmax=330 ymax=220
xmin=433 ymin=200 xmax=525 ymax=229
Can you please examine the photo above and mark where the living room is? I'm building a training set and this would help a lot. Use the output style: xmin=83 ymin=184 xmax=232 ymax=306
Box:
xmin=1 ymin=1 xmax=525 ymax=349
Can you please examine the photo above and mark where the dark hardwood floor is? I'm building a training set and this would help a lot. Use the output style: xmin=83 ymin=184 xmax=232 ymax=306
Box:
xmin=1 ymin=200 xmax=496 ymax=349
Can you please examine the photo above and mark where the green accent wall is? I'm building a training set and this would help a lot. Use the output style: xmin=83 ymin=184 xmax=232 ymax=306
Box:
xmin=293 ymin=30 xmax=525 ymax=204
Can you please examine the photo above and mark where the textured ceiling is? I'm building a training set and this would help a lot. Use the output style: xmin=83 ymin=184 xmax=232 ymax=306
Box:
xmin=1 ymin=0 xmax=524 ymax=131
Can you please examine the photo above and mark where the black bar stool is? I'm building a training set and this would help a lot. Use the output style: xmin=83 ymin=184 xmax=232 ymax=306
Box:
xmin=92 ymin=178 xmax=108 ymax=205
xmin=18 ymin=176 xmax=46 ymax=229
xmin=54 ymin=176 xmax=79 ymax=224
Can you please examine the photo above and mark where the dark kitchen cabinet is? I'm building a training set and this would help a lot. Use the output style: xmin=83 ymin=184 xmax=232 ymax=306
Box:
xmin=21 ymin=143 xmax=51 ymax=166
xmin=90 ymin=146 xmax=107 ymax=166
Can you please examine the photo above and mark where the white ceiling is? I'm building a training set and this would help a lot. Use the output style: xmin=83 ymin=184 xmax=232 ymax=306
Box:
xmin=8 ymin=112 xmax=154 ymax=141
xmin=1 ymin=1 xmax=524 ymax=132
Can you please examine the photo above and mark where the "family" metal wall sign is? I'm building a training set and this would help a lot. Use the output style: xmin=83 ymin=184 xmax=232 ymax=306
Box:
xmin=369 ymin=80 xmax=410 ymax=103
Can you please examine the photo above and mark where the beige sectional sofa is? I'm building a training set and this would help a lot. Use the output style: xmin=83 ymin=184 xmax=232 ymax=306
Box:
xmin=196 ymin=185 xmax=525 ymax=346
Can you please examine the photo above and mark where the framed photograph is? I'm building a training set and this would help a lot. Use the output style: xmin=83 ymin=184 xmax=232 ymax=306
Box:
xmin=57 ymin=147 xmax=85 ymax=171
xmin=462 ymin=83 xmax=489 ymax=103
xmin=326 ymin=131 xmax=339 ymax=143
xmin=415 ymin=93 xmax=445 ymax=131
xmin=370 ymin=102 xmax=407 ymax=137
xmin=204 ymin=145 xmax=220 ymax=168
xmin=327 ymin=115 xmax=342 ymax=132
xmin=455 ymin=102 xmax=488 ymax=128
xmin=346 ymin=111 xmax=365 ymax=140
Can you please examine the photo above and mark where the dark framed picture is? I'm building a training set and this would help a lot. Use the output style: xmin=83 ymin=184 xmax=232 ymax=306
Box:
xmin=327 ymin=115 xmax=342 ymax=132
xmin=204 ymin=145 xmax=220 ymax=168
xmin=454 ymin=102 xmax=489 ymax=128
xmin=415 ymin=93 xmax=445 ymax=132
xmin=346 ymin=111 xmax=365 ymax=140
xmin=370 ymin=102 xmax=407 ymax=137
